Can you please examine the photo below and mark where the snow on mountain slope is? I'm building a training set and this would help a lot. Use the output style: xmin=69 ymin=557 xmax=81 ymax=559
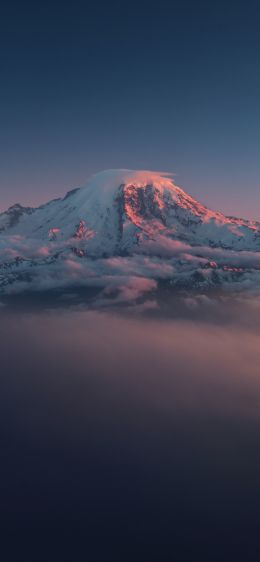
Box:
xmin=1 ymin=169 xmax=260 ymax=300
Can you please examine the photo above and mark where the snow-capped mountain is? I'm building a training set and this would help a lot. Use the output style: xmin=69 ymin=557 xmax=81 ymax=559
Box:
xmin=1 ymin=169 xmax=260 ymax=301
xmin=1 ymin=169 xmax=260 ymax=252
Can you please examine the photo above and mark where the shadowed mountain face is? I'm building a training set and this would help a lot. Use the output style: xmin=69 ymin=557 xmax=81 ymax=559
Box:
xmin=1 ymin=170 xmax=260 ymax=299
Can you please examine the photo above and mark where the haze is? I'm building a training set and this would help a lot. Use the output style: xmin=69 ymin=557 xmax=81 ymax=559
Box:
xmin=1 ymin=303 xmax=260 ymax=560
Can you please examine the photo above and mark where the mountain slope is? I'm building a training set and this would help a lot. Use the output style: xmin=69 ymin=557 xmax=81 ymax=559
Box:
xmin=1 ymin=170 xmax=260 ymax=300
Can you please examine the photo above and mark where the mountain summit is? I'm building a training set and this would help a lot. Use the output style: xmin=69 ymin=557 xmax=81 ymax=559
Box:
xmin=1 ymin=170 xmax=260 ymax=299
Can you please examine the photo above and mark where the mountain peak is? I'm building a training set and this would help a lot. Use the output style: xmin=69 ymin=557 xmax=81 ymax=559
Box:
xmin=80 ymin=169 xmax=179 ymax=201
xmin=85 ymin=169 xmax=175 ymax=187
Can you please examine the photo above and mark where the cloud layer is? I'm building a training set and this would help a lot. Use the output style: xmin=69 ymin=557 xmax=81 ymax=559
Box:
xmin=1 ymin=230 xmax=260 ymax=304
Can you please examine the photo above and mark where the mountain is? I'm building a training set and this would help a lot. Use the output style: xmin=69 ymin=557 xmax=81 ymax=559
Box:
xmin=1 ymin=169 xmax=260 ymax=252
xmin=1 ymin=169 xmax=260 ymax=302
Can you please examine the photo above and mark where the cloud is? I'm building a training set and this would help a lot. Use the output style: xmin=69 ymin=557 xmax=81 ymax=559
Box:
xmin=95 ymin=276 xmax=157 ymax=307
xmin=1 ymin=302 xmax=260 ymax=561
xmin=2 ymin=306 xmax=260 ymax=421
xmin=2 ymin=229 xmax=260 ymax=302
xmin=137 ymin=236 xmax=191 ymax=257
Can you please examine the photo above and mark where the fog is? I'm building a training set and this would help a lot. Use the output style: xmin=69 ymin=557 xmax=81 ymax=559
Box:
xmin=1 ymin=303 xmax=260 ymax=561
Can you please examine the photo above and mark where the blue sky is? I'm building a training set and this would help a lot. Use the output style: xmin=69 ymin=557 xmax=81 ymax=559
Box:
xmin=1 ymin=0 xmax=260 ymax=218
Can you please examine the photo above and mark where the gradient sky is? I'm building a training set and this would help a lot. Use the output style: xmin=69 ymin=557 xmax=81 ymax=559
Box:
xmin=1 ymin=0 xmax=260 ymax=218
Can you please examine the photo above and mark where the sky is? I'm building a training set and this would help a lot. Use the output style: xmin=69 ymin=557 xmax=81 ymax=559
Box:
xmin=0 ymin=0 xmax=260 ymax=218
